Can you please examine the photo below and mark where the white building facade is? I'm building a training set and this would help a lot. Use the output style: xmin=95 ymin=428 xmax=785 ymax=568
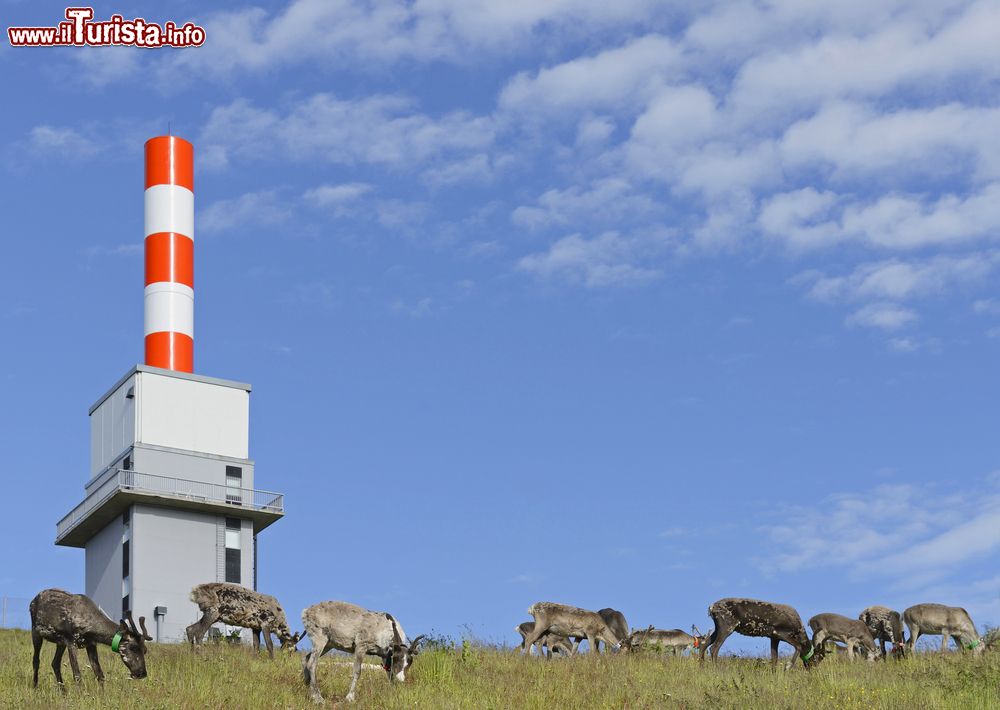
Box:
xmin=56 ymin=364 xmax=284 ymax=642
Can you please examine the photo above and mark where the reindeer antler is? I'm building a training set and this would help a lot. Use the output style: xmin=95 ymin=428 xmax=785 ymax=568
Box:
xmin=138 ymin=616 xmax=153 ymax=642
xmin=386 ymin=614 xmax=402 ymax=645
xmin=409 ymin=634 xmax=427 ymax=653
xmin=125 ymin=610 xmax=139 ymax=636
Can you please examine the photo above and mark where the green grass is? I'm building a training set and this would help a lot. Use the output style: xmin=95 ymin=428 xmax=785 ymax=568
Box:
xmin=2 ymin=628 xmax=997 ymax=709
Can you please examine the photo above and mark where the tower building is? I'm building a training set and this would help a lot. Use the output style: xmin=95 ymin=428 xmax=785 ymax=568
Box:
xmin=55 ymin=136 xmax=284 ymax=642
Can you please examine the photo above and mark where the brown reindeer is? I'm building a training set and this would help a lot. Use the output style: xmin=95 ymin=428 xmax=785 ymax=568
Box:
xmin=30 ymin=588 xmax=152 ymax=688
xmin=699 ymin=598 xmax=822 ymax=669
xmin=186 ymin=582 xmax=301 ymax=658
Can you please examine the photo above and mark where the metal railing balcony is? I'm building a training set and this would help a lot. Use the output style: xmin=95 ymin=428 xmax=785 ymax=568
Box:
xmin=56 ymin=469 xmax=284 ymax=545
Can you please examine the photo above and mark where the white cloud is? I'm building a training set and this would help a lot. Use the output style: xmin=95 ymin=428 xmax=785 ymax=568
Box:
xmin=760 ymin=477 xmax=1000 ymax=585
xmin=780 ymin=101 xmax=1000 ymax=183
xmin=803 ymin=253 xmax=1000 ymax=304
xmin=72 ymin=47 xmax=142 ymax=87
xmin=759 ymin=188 xmax=840 ymax=249
xmin=201 ymin=95 xmax=494 ymax=170
xmin=499 ymin=35 xmax=679 ymax=117
xmin=199 ymin=190 xmax=291 ymax=233
xmin=839 ymin=184 xmax=1000 ymax=249
xmin=27 ymin=125 xmax=98 ymax=158
xmin=160 ymin=0 xmax=670 ymax=78
xmin=845 ymin=302 xmax=918 ymax=330
xmin=625 ymin=85 xmax=719 ymax=180
xmin=729 ymin=2 xmax=1000 ymax=120
xmin=973 ymin=299 xmax=1000 ymax=315
xmin=303 ymin=183 xmax=373 ymax=216
xmin=517 ymin=231 xmax=664 ymax=287
xmin=576 ymin=116 xmax=616 ymax=147
xmin=421 ymin=154 xmax=494 ymax=187
xmin=511 ymin=178 xmax=661 ymax=230
xmin=304 ymin=182 xmax=373 ymax=206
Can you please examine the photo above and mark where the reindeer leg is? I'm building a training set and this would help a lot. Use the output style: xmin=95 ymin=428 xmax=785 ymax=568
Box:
xmin=86 ymin=645 xmax=105 ymax=684
xmin=51 ymin=643 xmax=66 ymax=689
xmin=251 ymin=628 xmax=260 ymax=653
xmin=65 ymin=645 xmax=82 ymax=683
xmin=708 ymin=626 xmax=732 ymax=662
xmin=940 ymin=629 xmax=949 ymax=653
xmin=304 ymin=633 xmax=327 ymax=704
xmin=770 ymin=637 xmax=780 ymax=665
xmin=263 ymin=626 xmax=275 ymax=659
xmin=345 ymin=650 xmax=364 ymax=703
xmin=187 ymin=607 xmax=220 ymax=646
xmin=520 ymin=626 xmax=546 ymax=656
xmin=31 ymin=631 xmax=42 ymax=688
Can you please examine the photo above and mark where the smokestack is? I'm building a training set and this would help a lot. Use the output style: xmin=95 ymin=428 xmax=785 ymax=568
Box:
xmin=144 ymin=136 xmax=194 ymax=372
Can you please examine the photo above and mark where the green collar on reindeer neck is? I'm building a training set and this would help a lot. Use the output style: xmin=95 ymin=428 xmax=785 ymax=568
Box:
xmin=966 ymin=639 xmax=980 ymax=649
xmin=801 ymin=645 xmax=815 ymax=662
xmin=111 ymin=632 xmax=123 ymax=652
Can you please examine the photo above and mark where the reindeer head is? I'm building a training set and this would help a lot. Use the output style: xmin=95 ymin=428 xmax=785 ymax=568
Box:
xmin=115 ymin=612 xmax=153 ymax=679
xmin=278 ymin=628 xmax=304 ymax=652
xmin=623 ymin=625 xmax=655 ymax=652
xmin=800 ymin=640 xmax=825 ymax=668
xmin=383 ymin=614 xmax=425 ymax=683
xmin=691 ymin=624 xmax=711 ymax=651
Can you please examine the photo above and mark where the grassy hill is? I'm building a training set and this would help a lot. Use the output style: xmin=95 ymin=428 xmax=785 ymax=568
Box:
xmin=1 ymin=628 xmax=997 ymax=709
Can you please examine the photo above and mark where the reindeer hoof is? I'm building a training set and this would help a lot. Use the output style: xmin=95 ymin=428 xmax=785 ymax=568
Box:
xmin=345 ymin=691 xmax=356 ymax=702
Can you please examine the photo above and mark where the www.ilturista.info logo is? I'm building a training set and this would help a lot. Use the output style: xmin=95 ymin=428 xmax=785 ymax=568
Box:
xmin=7 ymin=7 xmax=205 ymax=48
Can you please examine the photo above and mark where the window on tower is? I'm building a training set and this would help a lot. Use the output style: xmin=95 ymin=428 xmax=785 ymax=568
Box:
xmin=225 ymin=466 xmax=243 ymax=505
xmin=225 ymin=517 xmax=241 ymax=584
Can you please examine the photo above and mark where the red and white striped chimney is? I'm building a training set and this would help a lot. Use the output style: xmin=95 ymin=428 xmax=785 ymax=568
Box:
xmin=144 ymin=136 xmax=194 ymax=372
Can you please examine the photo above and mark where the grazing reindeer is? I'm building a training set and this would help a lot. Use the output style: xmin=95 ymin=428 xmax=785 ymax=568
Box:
xmin=903 ymin=604 xmax=984 ymax=653
xmin=30 ymin=588 xmax=152 ymax=688
xmin=593 ymin=608 xmax=629 ymax=652
xmin=859 ymin=606 xmax=906 ymax=659
xmin=301 ymin=600 xmax=425 ymax=703
xmin=626 ymin=626 xmax=708 ymax=655
xmin=699 ymin=598 xmax=821 ymax=669
xmin=186 ymin=582 xmax=302 ymax=658
xmin=520 ymin=602 xmax=626 ymax=655
xmin=515 ymin=621 xmax=574 ymax=657
xmin=808 ymin=613 xmax=879 ymax=661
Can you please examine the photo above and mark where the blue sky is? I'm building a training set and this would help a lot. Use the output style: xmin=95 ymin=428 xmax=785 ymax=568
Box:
xmin=1 ymin=1 xmax=998 ymax=651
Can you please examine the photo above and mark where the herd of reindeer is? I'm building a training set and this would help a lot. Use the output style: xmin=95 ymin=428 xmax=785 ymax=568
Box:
xmin=27 ymin=583 xmax=992 ymax=703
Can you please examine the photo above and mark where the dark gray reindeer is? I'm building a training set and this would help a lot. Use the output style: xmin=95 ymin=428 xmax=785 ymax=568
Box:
xmin=186 ymin=582 xmax=302 ymax=658
xmin=699 ymin=598 xmax=822 ymax=669
xmin=30 ymin=588 xmax=152 ymax=688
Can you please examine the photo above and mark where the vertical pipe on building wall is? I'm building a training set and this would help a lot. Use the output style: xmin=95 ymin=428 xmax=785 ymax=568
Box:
xmin=144 ymin=136 xmax=194 ymax=372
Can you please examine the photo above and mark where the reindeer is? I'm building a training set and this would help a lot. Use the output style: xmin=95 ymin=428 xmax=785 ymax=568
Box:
xmin=626 ymin=626 xmax=709 ymax=655
xmin=808 ymin=613 xmax=879 ymax=661
xmin=903 ymin=603 xmax=984 ymax=653
xmin=185 ymin=582 xmax=301 ymax=659
xmin=301 ymin=600 xmax=425 ymax=703
xmin=520 ymin=602 xmax=626 ymax=655
xmin=30 ymin=588 xmax=152 ymax=688
xmin=515 ymin=621 xmax=574 ymax=657
xmin=859 ymin=606 xmax=906 ymax=659
xmin=699 ymin=598 xmax=821 ymax=669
